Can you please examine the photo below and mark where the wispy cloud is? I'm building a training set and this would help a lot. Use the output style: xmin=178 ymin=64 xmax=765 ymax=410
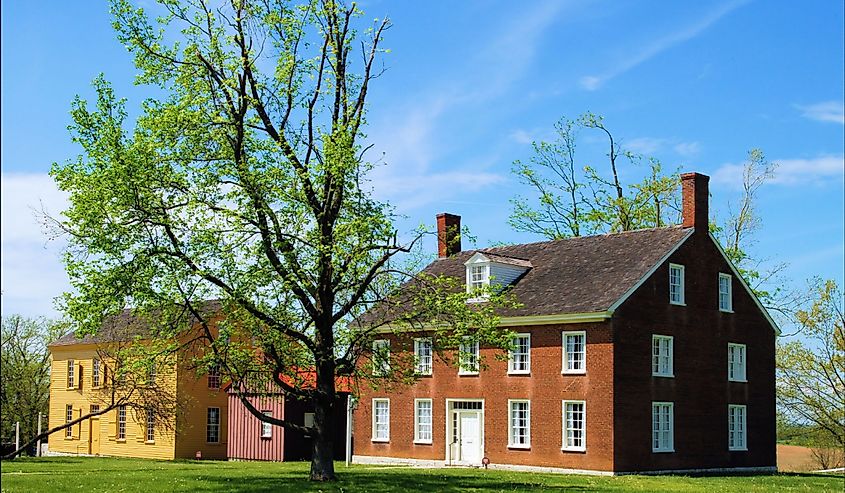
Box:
xmin=795 ymin=101 xmax=845 ymax=124
xmin=713 ymin=155 xmax=845 ymax=188
xmin=623 ymin=137 xmax=702 ymax=157
xmin=673 ymin=141 xmax=701 ymax=157
xmin=580 ymin=0 xmax=748 ymax=91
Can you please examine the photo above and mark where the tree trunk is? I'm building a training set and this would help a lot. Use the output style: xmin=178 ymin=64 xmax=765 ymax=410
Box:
xmin=309 ymin=396 xmax=336 ymax=481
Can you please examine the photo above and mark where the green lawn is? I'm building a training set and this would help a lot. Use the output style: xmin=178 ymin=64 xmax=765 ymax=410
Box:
xmin=1 ymin=457 xmax=840 ymax=492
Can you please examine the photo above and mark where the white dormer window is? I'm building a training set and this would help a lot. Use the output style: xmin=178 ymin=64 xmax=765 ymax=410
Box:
xmin=464 ymin=252 xmax=531 ymax=302
xmin=469 ymin=264 xmax=489 ymax=292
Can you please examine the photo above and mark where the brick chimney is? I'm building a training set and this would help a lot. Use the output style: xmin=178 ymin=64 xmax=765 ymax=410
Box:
xmin=681 ymin=172 xmax=710 ymax=230
xmin=436 ymin=213 xmax=461 ymax=258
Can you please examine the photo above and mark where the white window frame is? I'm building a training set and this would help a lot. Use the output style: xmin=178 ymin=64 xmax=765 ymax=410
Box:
xmin=117 ymin=405 xmax=127 ymax=440
xmin=652 ymin=335 xmax=674 ymax=378
xmin=67 ymin=359 xmax=75 ymax=389
xmin=414 ymin=338 xmax=433 ymax=375
xmin=147 ymin=362 xmax=156 ymax=386
xmin=458 ymin=337 xmax=479 ymax=375
xmin=508 ymin=333 xmax=531 ymax=375
xmin=414 ymin=398 xmax=433 ymax=444
xmin=372 ymin=398 xmax=390 ymax=442
xmin=669 ymin=263 xmax=685 ymax=305
xmin=652 ymin=402 xmax=674 ymax=453
xmin=719 ymin=273 xmax=733 ymax=312
xmin=508 ymin=399 xmax=531 ymax=449
xmin=146 ymin=408 xmax=155 ymax=443
xmin=372 ymin=339 xmax=390 ymax=376
xmin=466 ymin=262 xmax=490 ymax=298
xmin=65 ymin=404 xmax=74 ymax=438
xmin=728 ymin=404 xmax=747 ymax=451
xmin=728 ymin=343 xmax=747 ymax=382
xmin=562 ymin=331 xmax=586 ymax=374
xmin=207 ymin=407 xmax=220 ymax=443
xmin=562 ymin=400 xmax=586 ymax=452
xmin=261 ymin=410 xmax=273 ymax=438
xmin=92 ymin=359 xmax=101 ymax=387
xmin=304 ymin=412 xmax=315 ymax=430
xmin=207 ymin=364 xmax=221 ymax=389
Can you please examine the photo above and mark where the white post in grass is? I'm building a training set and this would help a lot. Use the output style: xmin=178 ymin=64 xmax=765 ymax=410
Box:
xmin=345 ymin=394 xmax=353 ymax=467
xmin=37 ymin=413 xmax=43 ymax=457
xmin=15 ymin=422 xmax=20 ymax=457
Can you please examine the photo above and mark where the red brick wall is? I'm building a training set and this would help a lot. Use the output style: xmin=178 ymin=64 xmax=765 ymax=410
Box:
xmin=612 ymin=230 xmax=777 ymax=472
xmin=354 ymin=322 xmax=616 ymax=471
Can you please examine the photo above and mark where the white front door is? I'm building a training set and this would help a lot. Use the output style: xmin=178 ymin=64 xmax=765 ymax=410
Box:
xmin=459 ymin=412 xmax=481 ymax=463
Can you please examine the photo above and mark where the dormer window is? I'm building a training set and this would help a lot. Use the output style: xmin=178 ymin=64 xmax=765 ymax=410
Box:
xmin=464 ymin=252 xmax=531 ymax=302
xmin=469 ymin=264 xmax=489 ymax=292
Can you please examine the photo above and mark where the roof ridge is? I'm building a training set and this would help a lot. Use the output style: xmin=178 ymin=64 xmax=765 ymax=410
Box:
xmin=476 ymin=225 xmax=688 ymax=253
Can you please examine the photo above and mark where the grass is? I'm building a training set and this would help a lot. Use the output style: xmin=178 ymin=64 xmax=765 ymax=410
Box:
xmin=1 ymin=457 xmax=841 ymax=492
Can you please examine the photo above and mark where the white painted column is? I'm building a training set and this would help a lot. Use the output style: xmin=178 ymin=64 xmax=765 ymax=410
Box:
xmin=36 ymin=413 xmax=43 ymax=456
xmin=15 ymin=422 xmax=20 ymax=456
xmin=345 ymin=395 xmax=353 ymax=467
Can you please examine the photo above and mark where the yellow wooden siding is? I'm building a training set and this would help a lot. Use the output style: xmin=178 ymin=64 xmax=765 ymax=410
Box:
xmin=173 ymin=353 xmax=229 ymax=459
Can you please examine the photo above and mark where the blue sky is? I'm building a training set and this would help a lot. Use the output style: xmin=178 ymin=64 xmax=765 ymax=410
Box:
xmin=2 ymin=0 xmax=843 ymax=320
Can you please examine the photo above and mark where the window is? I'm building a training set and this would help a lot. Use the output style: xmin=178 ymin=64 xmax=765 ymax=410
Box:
xmin=304 ymin=413 xmax=315 ymax=429
xmin=65 ymin=405 xmax=74 ymax=438
xmin=508 ymin=400 xmax=530 ymax=448
xmin=207 ymin=407 xmax=220 ymax=443
xmin=146 ymin=408 xmax=155 ymax=442
xmin=117 ymin=405 xmax=127 ymax=440
xmin=728 ymin=343 xmax=747 ymax=382
xmin=562 ymin=331 xmax=586 ymax=374
xmin=414 ymin=338 xmax=433 ymax=375
xmin=261 ymin=411 xmax=273 ymax=438
xmin=207 ymin=364 xmax=221 ymax=389
xmin=652 ymin=402 xmax=674 ymax=452
xmin=468 ymin=264 xmax=489 ymax=292
xmin=372 ymin=399 xmax=390 ymax=442
xmin=652 ymin=335 xmax=674 ymax=377
xmin=90 ymin=404 xmax=100 ymax=414
xmin=458 ymin=337 xmax=479 ymax=375
xmin=508 ymin=333 xmax=531 ymax=374
xmin=372 ymin=340 xmax=390 ymax=376
xmin=562 ymin=400 xmax=585 ymax=451
xmin=92 ymin=359 xmax=101 ymax=387
xmin=414 ymin=399 xmax=433 ymax=444
xmin=67 ymin=359 xmax=75 ymax=388
xmin=719 ymin=273 xmax=733 ymax=312
xmin=147 ymin=363 xmax=156 ymax=386
xmin=728 ymin=405 xmax=747 ymax=450
xmin=669 ymin=263 xmax=685 ymax=305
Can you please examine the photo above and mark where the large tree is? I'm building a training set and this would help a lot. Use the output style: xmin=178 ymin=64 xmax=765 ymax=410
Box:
xmin=51 ymin=0 xmax=510 ymax=480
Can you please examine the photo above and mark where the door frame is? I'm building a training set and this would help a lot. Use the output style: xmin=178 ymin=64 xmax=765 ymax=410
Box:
xmin=444 ymin=398 xmax=484 ymax=465
xmin=88 ymin=417 xmax=100 ymax=455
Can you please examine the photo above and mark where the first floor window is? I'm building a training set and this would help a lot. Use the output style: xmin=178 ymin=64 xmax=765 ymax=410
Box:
xmin=652 ymin=402 xmax=674 ymax=452
xmin=508 ymin=400 xmax=530 ymax=448
xmin=728 ymin=405 xmax=747 ymax=450
xmin=414 ymin=399 xmax=432 ymax=443
xmin=669 ymin=263 xmax=685 ymax=305
xmin=67 ymin=359 xmax=75 ymax=388
xmin=207 ymin=364 xmax=221 ymax=389
xmin=117 ymin=405 xmax=127 ymax=440
xmin=146 ymin=408 xmax=155 ymax=442
xmin=261 ymin=411 xmax=273 ymax=438
xmin=562 ymin=400 xmax=585 ymax=451
xmin=65 ymin=405 xmax=74 ymax=438
xmin=372 ymin=340 xmax=390 ymax=376
xmin=92 ymin=359 xmax=101 ymax=387
xmin=562 ymin=331 xmax=586 ymax=374
xmin=414 ymin=338 xmax=433 ymax=375
xmin=207 ymin=407 xmax=220 ymax=443
xmin=372 ymin=399 xmax=390 ymax=442
xmin=508 ymin=333 xmax=531 ymax=374
xmin=459 ymin=337 xmax=479 ymax=374
xmin=652 ymin=335 xmax=674 ymax=377
xmin=728 ymin=343 xmax=747 ymax=382
xmin=304 ymin=413 xmax=315 ymax=429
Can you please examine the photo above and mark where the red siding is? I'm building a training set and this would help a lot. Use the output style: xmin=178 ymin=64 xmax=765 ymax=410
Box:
xmin=226 ymin=394 xmax=285 ymax=461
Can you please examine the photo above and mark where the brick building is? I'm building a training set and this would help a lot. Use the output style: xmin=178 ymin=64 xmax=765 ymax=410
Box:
xmin=352 ymin=172 xmax=777 ymax=474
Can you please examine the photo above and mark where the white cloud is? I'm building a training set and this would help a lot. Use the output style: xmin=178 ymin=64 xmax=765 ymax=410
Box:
xmin=1 ymin=173 xmax=71 ymax=318
xmin=580 ymin=0 xmax=748 ymax=91
xmin=712 ymin=155 xmax=845 ymax=188
xmin=509 ymin=129 xmax=534 ymax=145
xmin=795 ymin=101 xmax=845 ymax=125
xmin=367 ymin=169 xmax=505 ymax=212
xmin=625 ymin=137 xmax=666 ymax=155
xmin=673 ymin=141 xmax=701 ymax=157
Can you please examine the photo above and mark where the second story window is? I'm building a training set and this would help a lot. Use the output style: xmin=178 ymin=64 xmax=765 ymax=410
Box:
xmin=67 ymin=359 xmax=75 ymax=389
xmin=719 ymin=273 xmax=733 ymax=312
xmin=92 ymin=359 xmax=101 ymax=387
xmin=562 ymin=331 xmax=586 ymax=374
xmin=669 ymin=263 xmax=685 ymax=305
xmin=652 ymin=335 xmax=674 ymax=377
xmin=728 ymin=343 xmax=747 ymax=382
xmin=372 ymin=339 xmax=390 ymax=376
xmin=207 ymin=364 xmax=221 ymax=389
xmin=458 ymin=337 xmax=479 ymax=375
xmin=147 ymin=363 xmax=156 ymax=386
xmin=508 ymin=333 xmax=531 ymax=374
xmin=414 ymin=338 xmax=433 ymax=375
